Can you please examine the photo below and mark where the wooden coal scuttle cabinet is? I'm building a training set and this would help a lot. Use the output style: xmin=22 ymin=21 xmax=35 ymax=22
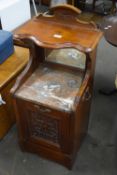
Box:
xmin=11 ymin=5 xmax=102 ymax=169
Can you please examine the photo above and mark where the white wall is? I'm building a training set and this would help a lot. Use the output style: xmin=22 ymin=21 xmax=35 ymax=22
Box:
xmin=0 ymin=0 xmax=31 ymax=31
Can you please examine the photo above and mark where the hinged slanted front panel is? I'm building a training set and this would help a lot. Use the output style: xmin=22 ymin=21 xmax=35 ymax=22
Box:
xmin=15 ymin=98 xmax=71 ymax=153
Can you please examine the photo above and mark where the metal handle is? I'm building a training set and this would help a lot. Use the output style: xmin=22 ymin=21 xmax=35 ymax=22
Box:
xmin=82 ymin=87 xmax=91 ymax=102
xmin=34 ymin=104 xmax=51 ymax=113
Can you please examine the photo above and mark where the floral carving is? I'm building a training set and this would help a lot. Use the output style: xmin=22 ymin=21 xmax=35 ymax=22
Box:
xmin=29 ymin=111 xmax=59 ymax=143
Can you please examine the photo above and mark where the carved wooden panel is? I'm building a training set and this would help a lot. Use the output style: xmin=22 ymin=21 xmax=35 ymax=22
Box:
xmin=29 ymin=110 xmax=59 ymax=144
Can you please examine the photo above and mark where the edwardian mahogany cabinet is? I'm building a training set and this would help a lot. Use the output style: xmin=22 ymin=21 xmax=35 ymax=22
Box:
xmin=11 ymin=5 xmax=102 ymax=169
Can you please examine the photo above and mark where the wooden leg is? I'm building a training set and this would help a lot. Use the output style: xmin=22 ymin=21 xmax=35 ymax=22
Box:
xmin=92 ymin=0 xmax=96 ymax=10
xmin=111 ymin=0 xmax=116 ymax=13
xmin=77 ymin=0 xmax=86 ymax=10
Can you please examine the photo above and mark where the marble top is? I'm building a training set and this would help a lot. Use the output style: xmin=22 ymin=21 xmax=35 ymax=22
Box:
xmin=16 ymin=64 xmax=84 ymax=112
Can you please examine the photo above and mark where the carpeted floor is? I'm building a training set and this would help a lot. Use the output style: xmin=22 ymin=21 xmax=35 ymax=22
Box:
xmin=0 ymin=4 xmax=117 ymax=175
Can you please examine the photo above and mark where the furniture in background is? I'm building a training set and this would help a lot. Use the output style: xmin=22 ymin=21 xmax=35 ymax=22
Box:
xmin=34 ymin=0 xmax=73 ymax=6
xmin=31 ymin=0 xmax=42 ymax=15
xmin=12 ymin=5 xmax=102 ymax=168
xmin=76 ymin=0 xmax=86 ymax=10
xmin=101 ymin=14 xmax=117 ymax=46
xmin=31 ymin=0 xmax=38 ymax=15
xmin=50 ymin=0 xmax=68 ymax=7
xmin=75 ymin=0 xmax=116 ymax=14
xmin=0 ymin=46 xmax=29 ymax=139
xmin=0 ymin=30 xmax=14 ymax=64
xmin=0 ymin=0 xmax=31 ymax=31
xmin=92 ymin=0 xmax=116 ymax=14
xmin=34 ymin=0 xmax=49 ymax=5
xmin=99 ymin=13 xmax=117 ymax=95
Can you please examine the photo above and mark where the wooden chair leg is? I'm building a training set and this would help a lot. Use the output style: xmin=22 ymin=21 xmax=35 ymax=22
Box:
xmin=111 ymin=0 xmax=116 ymax=13
xmin=92 ymin=0 xmax=97 ymax=10
xmin=77 ymin=0 xmax=86 ymax=10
